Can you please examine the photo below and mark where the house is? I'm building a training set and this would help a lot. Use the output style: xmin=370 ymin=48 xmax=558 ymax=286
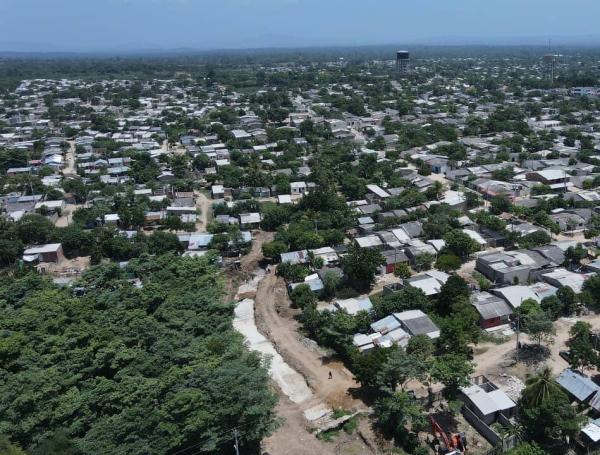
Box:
xmin=381 ymin=248 xmax=409 ymax=274
xmin=239 ymin=212 xmax=261 ymax=229
xmin=405 ymin=271 xmax=449 ymax=296
xmin=393 ymin=310 xmax=440 ymax=339
xmin=332 ymin=296 xmax=373 ymax=315
xmin=278 ymin=195 xmax=292 ymax=205
xmin=290 ymin=181 xmax=307 ymax=195
xmin=471 ymin=292 xmax=512 ymax=329
xmin=556 ymin=369 xmax=600 ymax=411
xmin=549 ymin=210 xmax=588 ymax=231
xmin=34 ymin=200 xmax=65 ymax=214
xmin=355 ymin=235 xmax=384 ymax=249
xmin=526 ymin=169 xmax=572 ymax=192
xmin=289 ymin=274 xmax=324 ymax=294
xmin=310 ymin=246 xmax=339 ymax=266
xmin=280 ymin=250 xmax=309 ymax=265
xmin=475 ymin=250 xmax=552 ymax=284
xmin=22 ymin=243 xmax=65 ymax=263
xmin=541 ymin=268 xmax=593 ymax=294
xmin=211 ymin=184 xmax=226 ymax=200
xmin=366 ymin=184 xmax=391 ymax=203
xmin=460 ymin=376 xmax=517 ymax=425
xmin=491 ymin=285 xmax=540 ymax=309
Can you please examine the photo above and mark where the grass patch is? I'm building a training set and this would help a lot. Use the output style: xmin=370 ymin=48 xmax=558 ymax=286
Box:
xmin=317 ymin=428 xmax=341 ymax=442
xmin=343 ymin=417 xmax=358 ymax=434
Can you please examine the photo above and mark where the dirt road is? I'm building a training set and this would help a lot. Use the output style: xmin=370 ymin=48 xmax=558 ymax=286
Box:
xmin=236 ymin=233 xmax=373 ymax=454
xmin=256 ymin=272 xmax=365 ymax=410
xmin=194 ymin=191 xmax=211 ymax=232
xmin=62 ymin=141 xmax=77 ymax=177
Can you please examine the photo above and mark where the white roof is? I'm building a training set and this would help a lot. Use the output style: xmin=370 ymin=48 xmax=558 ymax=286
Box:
xmin=463 ymin=229 xmax=487 ymax=246
xmin=408 ymin=277 xmax=443 ymax=296
xmin=34 ymin=200 xmax=64 ymax=209
xmin=366 ymin=184 xmax=390 ymax=198
xmin=104 ymin=213 xmax=120 ymax=222
xmin=23 ymin=243 xmax=61 ymax=254
xmin=582 ymin=421 xmax=600 ymax=443
xmin=462 ymin=385 xmax=516 ymax=416
xmin=535 ymin=169 xmax=567 ymax=180
xmin=355 ymin=235 xmax=383 ymax=248
xmin=278 ymin=195 xmax=292 ymax=204
xmin=239 ymin=213 xmax=261 ymax=224
xmin=335 ymin=296 xmax=373 ymax=315
xmin=391 ymin=228 xmax=411 ymax=243
xmin=493 ymin=285 xmax=540 ymax=309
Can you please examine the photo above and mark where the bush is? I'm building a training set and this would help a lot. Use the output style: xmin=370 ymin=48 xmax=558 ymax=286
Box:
xmin=435 ymin=253 xmax=461 ymax=272
xmin=277 ymin=262 xmax=310 ymax=282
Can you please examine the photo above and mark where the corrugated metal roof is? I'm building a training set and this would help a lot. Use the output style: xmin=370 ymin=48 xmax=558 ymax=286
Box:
xmin=557 ymin=369 xmax=600 ymax=402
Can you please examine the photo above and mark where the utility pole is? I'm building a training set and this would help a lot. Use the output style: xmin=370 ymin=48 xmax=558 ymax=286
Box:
xmin=515 ymin=312 xmax=520 ymax=361
xmin=233 ymin=429 xmax=240 ymax=455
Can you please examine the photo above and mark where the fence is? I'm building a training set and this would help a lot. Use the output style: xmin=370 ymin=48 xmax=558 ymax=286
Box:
xmin=462 ymin=406 xmax=517 ymax=452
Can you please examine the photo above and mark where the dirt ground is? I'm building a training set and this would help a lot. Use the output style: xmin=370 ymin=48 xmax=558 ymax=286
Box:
xmin=38 ymin=256 xmax=91 ymax=277
xmin=54 ymin=203 xmax=82 ymax=227
xmin=194 ymin=191 xmax=212 ymax=232
xmin=62 ymin=141 xmax=77 ymax=177
xmin=235 ymin=233 xmax=377 ymax=455
xmin=474 ymin=312 xmax=600 ymax=381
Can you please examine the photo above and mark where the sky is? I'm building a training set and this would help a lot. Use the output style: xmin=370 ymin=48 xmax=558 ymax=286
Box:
xmin=1 ymin=0 xmax=600 ymax=52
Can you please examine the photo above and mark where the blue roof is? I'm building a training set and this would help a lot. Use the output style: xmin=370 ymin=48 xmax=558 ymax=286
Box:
xmin=557 ymin=369 xmax=600 ymax=402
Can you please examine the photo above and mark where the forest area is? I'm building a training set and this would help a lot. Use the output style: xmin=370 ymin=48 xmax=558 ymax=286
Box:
xmin=0 ymin=254 xmax=277 ymax=455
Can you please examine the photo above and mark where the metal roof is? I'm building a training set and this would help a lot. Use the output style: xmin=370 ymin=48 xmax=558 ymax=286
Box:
xmin=556 ymin=369 xmax=600 ymax=402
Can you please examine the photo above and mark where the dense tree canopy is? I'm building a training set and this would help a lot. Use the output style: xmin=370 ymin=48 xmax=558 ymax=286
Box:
xmin=0 ymin=254 xmax=277 ymax=454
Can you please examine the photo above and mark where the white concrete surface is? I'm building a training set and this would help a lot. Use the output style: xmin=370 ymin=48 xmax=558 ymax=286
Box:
xmin=233 ymin=298 xmax=313 ymax=404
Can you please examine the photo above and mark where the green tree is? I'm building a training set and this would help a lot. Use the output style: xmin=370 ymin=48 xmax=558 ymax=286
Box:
xmin=490 ymin=194 xmax=512 ymax=214
xmin=443 ymin=229 xmax=479 ymax=259
xmin=564 ymin=243 xmax=587 ymax=267
xmin=406 ymin=335 xmax=435 ymax=362
xmin=431 ymin=354 xmax=473 ymax=396
xmin=16 ymin=214 xmax=56 ymax=245
xmin=556 ymin=286 xmax=577 ymax=316
xmin=0 ymin=436 xmax=26 ymax=455
xmin=568 ymin=321 xmax=597 ymax=372
xmin=506 ymin=443 xmax=545 ymax=455
xmin=373 ymin=391 xmax=426 ymax=446
xmin=322 ymin=270 xmax=341 ymax=299
xmin=519 ymin=372 xmax=582 ymax=449
xmin=341 ymin=243 xmax=384 ymax=292
xmin=540 ymin=295 xmax=562 ymax=320
xmin=435 ymin=253 xmax=461 ymax=272
xmin=352 ymin=348 xmax=393 ymax=388
xmin=523 ymin=311 xmax=555 ymax=347
xmin=520 ymin=367 xmax=563 ymax=408
xmin=290 ymin=284 xmax=317 ymax=309
xmin=437 ymin=275 xmax=470 ymax=316
xmin=414 ymin=252 xmax=434 ymax=271
xmin=262 ymin=241 xmax=288 ymax=262
xmin=393 ymin=262 xmax=412 ymax=279
xmin=376 ymin=350 xmax=426 ymax=393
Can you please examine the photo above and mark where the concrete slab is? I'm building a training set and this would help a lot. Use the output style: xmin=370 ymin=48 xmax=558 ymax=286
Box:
xmin=233 ymin=298 xmax=313 ymax=404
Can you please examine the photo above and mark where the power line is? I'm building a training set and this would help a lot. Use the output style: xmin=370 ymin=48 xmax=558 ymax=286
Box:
xmin=169 ymin=420 xmax=263 ymax=455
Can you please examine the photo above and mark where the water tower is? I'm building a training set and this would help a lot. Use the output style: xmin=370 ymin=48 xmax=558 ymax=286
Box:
xmin=396 ymin=50 xmax=410 ymax=77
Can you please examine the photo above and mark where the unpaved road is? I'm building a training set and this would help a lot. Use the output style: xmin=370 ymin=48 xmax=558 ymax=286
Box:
xmin=237 ymin=233 xmax=373 ymax=455
xmin=194 ymin=191 xmax=211 ymax=232
xmin=256 ymin=271 xmax=365 ymax=411
xmin=62 ymin=141 xmax=77 ymax=177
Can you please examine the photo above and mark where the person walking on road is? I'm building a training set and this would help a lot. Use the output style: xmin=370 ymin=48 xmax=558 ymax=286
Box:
xmin=328 ymin=371 xmax=333 ymax=380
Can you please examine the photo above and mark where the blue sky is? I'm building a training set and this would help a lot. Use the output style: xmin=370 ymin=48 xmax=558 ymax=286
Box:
xmin=1 ymin=0 xmax=599 ymax=52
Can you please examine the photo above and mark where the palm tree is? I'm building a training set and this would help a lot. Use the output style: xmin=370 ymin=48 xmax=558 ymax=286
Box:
xmin=520 ymin=366 xmax=562 ymax=408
